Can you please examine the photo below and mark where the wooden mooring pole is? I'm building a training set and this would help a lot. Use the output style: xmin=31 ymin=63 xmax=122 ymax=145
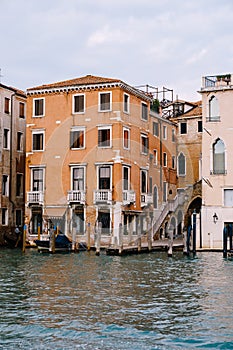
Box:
xmin=96 ymin=222 xmax=101 ymax=256
xmin=49 ymin=227 xmax=55 ymax=253
xmin=22 ymin=224 xmax=27 ymax=253
xmin=87 ymin=222 xmax=91 ymax=251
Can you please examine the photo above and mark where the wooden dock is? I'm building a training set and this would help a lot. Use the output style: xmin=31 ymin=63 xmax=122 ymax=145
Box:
xmin=106 ymin=239 xmax=184 ymax=256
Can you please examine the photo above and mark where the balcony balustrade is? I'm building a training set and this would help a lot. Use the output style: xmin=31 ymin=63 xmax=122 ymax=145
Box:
xmin=123 ymin=190 xmax=136 ymax=205
xmin=94 ymin=190 xmax=112 ymax=204
xmin=67 ymin=190 xmax=86 ymax=204
xmin=27 ymin=191 xmax=44 ymax=205
xmin=140 ymin=193 xmax=153 ymax=207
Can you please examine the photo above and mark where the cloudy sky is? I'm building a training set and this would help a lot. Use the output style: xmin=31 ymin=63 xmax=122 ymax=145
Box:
xmin=1 ymin=0 xmax=233 ymax=101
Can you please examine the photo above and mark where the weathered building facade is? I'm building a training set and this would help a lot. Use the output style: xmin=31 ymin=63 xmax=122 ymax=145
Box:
xmin=0 ymin=84 xmax=26 ymax=243
xmin=25 ymin=75 xmax=177 ymax=245
xmin=200 ymin=74 xmax=233 ymax=249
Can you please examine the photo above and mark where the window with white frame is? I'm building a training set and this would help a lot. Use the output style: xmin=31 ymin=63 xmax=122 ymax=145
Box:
xmin=141 ymin=134 xmax=148 ymax=154
xmin=99 ymin=92 xmax=111 ymax=112
xmin=123 ymin=127 xmax=130 ymax=149
xmin=141 ymin=102 xmax=148 ymax=121
xmin=33 ymin=98 xmax=45 ymax=117
xmin=123 ymin=93 xmax=130 ymax=113
xmin=3 ymin=129 xmax=9 ymax=149
xmin=163 ymin=125 xmax=167 ymax=139
xmin=70 ymin=128 xmax=85 ymax=149
xmin=2 ymin=175 xmax=9 ymax=196
xmin=213 ymin=138 xmax=225 ymax=174
xmin=31 ymin=168 xmax=44 ymax=191
xmin=98 ymin=126 xmax=111 ymax=148
xmin=224 ymin=189 xmax=233 ymax=206
xmin=178 ymin=152 xmax=186 ymax=176
xmin=72 ymin=167 xmax=85 ymax=191
xmin=73 ymin=94 xmax=85 ymax=113
xmin=209 ymin=95 xmax=219 ymax=121
xmin=141 ymin=169 xmax=147 ymax=193
xmin=32 ymin=130 xmax=44 ymax=151
xmin=98 ymin=166 xmax=111 ymax=189
xmin=2 ymin=208 xmax=8 ymax=225
xmin=123 ymin=166 xmax=130 ymax=191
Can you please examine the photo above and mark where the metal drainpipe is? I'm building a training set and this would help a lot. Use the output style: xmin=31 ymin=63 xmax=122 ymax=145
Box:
xmin=9 ymin=93 xmax=16 ymax=225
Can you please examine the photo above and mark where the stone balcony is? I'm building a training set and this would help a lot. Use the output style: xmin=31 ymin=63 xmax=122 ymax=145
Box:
xmin=27 ymin=191 xmax=44 ymax=206
xmin=67 ymin=190 xmax=86 ymax=205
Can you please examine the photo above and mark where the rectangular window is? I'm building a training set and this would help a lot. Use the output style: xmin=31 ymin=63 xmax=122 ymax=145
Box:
xmin=163 ymin=152 xmax=167 ymax=167
xmin=163 ymin=182 xmax=167 ymax=202
xmin=153 ymin=149 xmax=157 ymax=165
xmin=172 ymin=156 xmax=176 ymax=169
xmin=180 ymin=122 xmax=187 ymax=134
xmin=163 ymin=125 xmax=167 ymax=139
xmin=2 ymin=175 xmax=9 ymax=196
xmin=70 ymin=129 xmax=85 ymax=149
xmin=73 ymin=94 xmax=85 ymax=113
xmin=172 ymin=129 xmax=176 ymax=142
xmin=153 ymin=122 xmax=159 ymax=136
xmin=72 ymin=167 xmax=84 ymax=191
xmin=99 ymin=166 xmax=111 ymax=189
xmin=123 ymin=166 xmax=130 ymax=191
xmin=32 ymin=168 xmax=44 ymax=191
xmin=141 ymin=170 xmax=147 ymax=193
xmin=198 ymin=120 xmax=203 ymax=132
xmin=123 ymin=93 xmax=129 ymax=113
xmin=98 ymin=127 xmax=111 ymax=147
xmin=123 ymin=128 xmax=130 ymax=149
xmin=16 ymin=209 xmax=22 ymax=227
xmin=141 ymin=102 xmax=148 ymax=121
xmin=17 ymin=132 xmax=23 ymax=151
xmin=224 ymin=189 xmax=233 ymax=206
xmin=3 ymin=129 xmax=9 ymax=149
xmin=4 ymin=98 xmax=10 ymax=114
xmin=32 ymin=131 xmax=44 ymax=151
xmin=19 ymin=102 xmax=25 ymax=118
xmin=149 ymin=177 xmax=153 ymax=194
xmin=99 ymin=92 xmax=111 ymax=111
xmin=2 ymin=208 xmax=8 ymax=226
xmin=141 ymin=135 xmax=148 ymax=154
xmin=33 ymin=98 xmax=44 ymax=117
xmin=16 ymin=174 xmax=23 ymax=196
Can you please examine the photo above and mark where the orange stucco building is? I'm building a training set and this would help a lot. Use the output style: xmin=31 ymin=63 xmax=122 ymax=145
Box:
xmin=25 ymin=75 xmax=177 ymax=245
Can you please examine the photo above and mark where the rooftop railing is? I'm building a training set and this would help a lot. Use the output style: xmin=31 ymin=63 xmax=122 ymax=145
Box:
xmin=202 ymin=74 xmax=232 ymax=89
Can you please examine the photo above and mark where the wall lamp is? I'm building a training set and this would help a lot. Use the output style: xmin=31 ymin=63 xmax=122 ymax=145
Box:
xmin=213 ymin=213 xmax=218 ymax=224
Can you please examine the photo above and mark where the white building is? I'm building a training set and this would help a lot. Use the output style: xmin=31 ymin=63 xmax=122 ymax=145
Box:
xmin=200 ymin=74 xmax=233 ymax=249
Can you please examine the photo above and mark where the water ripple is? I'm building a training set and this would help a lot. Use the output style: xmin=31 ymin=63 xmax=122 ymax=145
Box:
xmin=0 ymin=249 xmax=233 ymax=349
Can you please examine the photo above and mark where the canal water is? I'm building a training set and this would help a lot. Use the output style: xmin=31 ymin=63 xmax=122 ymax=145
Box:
xmin=0 ymin=249 xmax=233 ymax=350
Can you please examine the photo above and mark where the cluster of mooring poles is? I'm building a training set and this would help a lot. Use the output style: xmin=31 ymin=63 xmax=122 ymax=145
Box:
xmin=182 ymin=210 xmax=197 ymax=257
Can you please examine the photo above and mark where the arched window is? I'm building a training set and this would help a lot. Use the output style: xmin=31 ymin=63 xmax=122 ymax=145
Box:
xmin=178 ymin=152 xmax=186 ymax=176
xmin=209 ymin=95 xmax=219 ymax=121
xmin=213 ymin=138 xmax=225 ymax=174
xmin=153 ymin=186 xmax=158 ymax=209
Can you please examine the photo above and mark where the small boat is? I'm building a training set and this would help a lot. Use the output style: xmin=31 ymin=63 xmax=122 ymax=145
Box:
xmin=34 ymin=234 xmax=87 ymax=252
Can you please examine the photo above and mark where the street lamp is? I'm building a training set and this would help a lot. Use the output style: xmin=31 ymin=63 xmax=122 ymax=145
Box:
xmin=213 ymin=213 xmax=218 ymax=224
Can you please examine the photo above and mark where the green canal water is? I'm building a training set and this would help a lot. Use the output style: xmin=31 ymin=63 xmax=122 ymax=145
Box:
xmin=0 ymin=249 xmax=233 ymax=349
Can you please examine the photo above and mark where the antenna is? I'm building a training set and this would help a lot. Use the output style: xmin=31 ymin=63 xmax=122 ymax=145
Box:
xmin=0 ymin=68 xmax=3 ymax=83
